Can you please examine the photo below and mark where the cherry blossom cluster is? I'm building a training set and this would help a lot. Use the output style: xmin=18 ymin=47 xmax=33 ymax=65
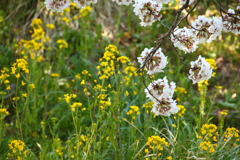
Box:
xmin=73 ymin=0 xmax=98 ymax=8
xmin=44 ymin=0 xmax=71 ymax=12
xmin=171 ymin=16 xmax=223 ymax=53
xmin=222 ymin=7 xmax=240 ymax=34
xmin=192 ymin=16 xmax=223 ymax=43
xmin=137 ymin=47 xmax=168 ymax=75
xmin=188 ymin=55 xmax=213 ymax=84
xmin=133 ymin=0 xmax=162 ymax=27
xmin=179 ymin=0 xmax=194 ymax=5
xmin=145 ymin=77 xmax=178 ymax=116
xmin=172 ymin=7 xmax=239 ymax=53
xmin=111 ymin=0 xmax=133 ymax=5
xmin=170 ymin=27 xmax=198 ymax=53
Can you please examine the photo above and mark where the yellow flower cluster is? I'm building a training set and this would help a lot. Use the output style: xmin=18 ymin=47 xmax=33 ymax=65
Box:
xmin=145 ymin=135 xmax=168 ymax=156
xmin=124 ymin=65 xmax=138 ymax=77
xmin=100 ymin=100 xmax=111 ymax=110
xmin=175 ymin=105 xmax=186 ymax=117
xmin=126 ymin=106 xmax=140 ymax=123
xmin=166 ymin=156 xmax=173 ymax=160
xmin=117 ymin=56 xmax=130 ymax=63
xmin=31 ymin=19 xmax=45 ymax=40
xmin=61 ymin=17 xmax=70 ymax=23
xmin=64 ymin=94 xmax=77 ymax=103
xmin=0 ymin=67 xmax=10 ymax=81
xmin=57 ymin=39 xmax=68 ymax=49
xmin=79 ymin=6 xmax=92 ymax=18
xmin=93 ymin=84 xmax=103 ymax=91
xmin=224 ymin=127 xmax=239 ymax=146
xmin=22 ymin=19 xmax=46 ymax=51
xmin=97 ymin=44 xmax=119 ymax=80
xmin=46 ymin=24 xmax=55 ymax=29
xmin=0 ymin=108 xmax=10 ymax=116
xmin=18 ymin=18 xmax=49 ymax=62
xmin=142 ymin=101 xmax=154 ymax=114
xmin=8 ymin=140 xmax=28 ymax=157
xmin=70 ymin=2 xmax=78 ymax=9
xmin=198 ymin=80 xmax=209 ymax=91
xmin=206 ymin=58 xmax=217 ymax=77
xmin=206 ymin=59 xmax=218 ymax=70
xmin=11 ymin=58 xmax=29 ymax=74
xmin=70 ymin=102 xmax=82 ymax=111
xmin=97 ymin=94 xmax=107 ymax=100
xmin=174 ymin=87 xmax=187 ymax=94
xmin=50 ymin=73 xmax=60 ymax=77
xmin=199 ymin=124 xmax=219 ymax=153
xmin=199 ymin=141 xmax=216 ymax=153
xmin=220 ymin=110 xmax=228 ymax=116
xmin=215 ymin=86 xmax=222 ymax=89
xmin=77 ymin=134 xmax=89 ymax=147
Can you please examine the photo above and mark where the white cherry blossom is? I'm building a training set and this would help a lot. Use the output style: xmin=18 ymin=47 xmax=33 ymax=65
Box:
xmin=188 ymin=55 xmax=213 ymax=84
xmin=144 ymin=77 xmax=176 ymax=101
xmin=191 ymin=16 xmax=223 ymax=43
xmin=222 ymin=8 xmax=240 ymax=34
xmin=171 ymin=27 xmax=199 ymax=53
xmin=179 ymin=0 xmax=195 ymax=5
xmin=137 ymin=47 xmax=168 ymax=75
xmin=111 ymin=0 xmax=133 ymax=5
xmin=44 ymin=0 xmax=70 ymax=12
xmin=153 ymin=0 xmax=171 ymax=4
xmin=73 ymin=0 xmax=98 ymax=8
xmin=133 ymin=0 xmax=162 ymax=27
xmin=152 ymin=97 xmax=179 ymax=116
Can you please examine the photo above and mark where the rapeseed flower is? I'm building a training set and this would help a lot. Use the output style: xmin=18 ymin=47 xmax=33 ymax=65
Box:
xmin=174 ymin=87 xmax=187 ymax=94
xmin=46 ymin=24 xmax=55 ymax=29
xmin=79 ymin=6 xmax=92 ymax=18
xmin=145 ymin=136 xmax=168 ymax=155
xmin=175 ymin=105 xmax=186 ymax=117
xmin=0 ymin=108 xmax=10 ymax=116
xmin=57 ymin=39 xmax=68 ymax=49
xmin=199 ymin=124 xmax=219 ymax=153
xmin=126 ymin=106 xmax=140 ymax=123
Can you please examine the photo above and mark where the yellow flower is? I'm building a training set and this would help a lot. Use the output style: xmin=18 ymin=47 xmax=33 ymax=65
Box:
xmin=6 ymin=86 xmax=11 ymax=90
xmin=175 ymin=105 xmax=186 ymax=117
xmin=145 ymin=149 xmax=149 ymax=153
xmin=57 ymin=39 xmax=68 ymax=49
xmin=50 ymin=73 xmax=60 ymax=77
xmin=117 ymin=56 xmax=130 ymax=63
xmin=79 ymin=6 xmax=92 ymax=18
xmin=0 ymin=108 xmax=10 ymax=115
xmin=166 ymin=156 xmax=173 ymax=160
xmin=15 ymin=73 xmax=20 ymax=78
xmin=206 ymin=59 xmax=217 ymax=70
xmin=29 ymin=84 xmax=35 ymax=89
xmin=80 ymin=80 xmax=85 ymax=85
xmin=220 ymin=110 xmax=228 ymax=116
xmin=174 ymin=87 xmax=187 ymax=94
xmin=22 ymin=93 xmax=27 ymax=97
xmin=215 ymin=86 xmax=222 ymax=89
xmin=46 ymin=24 xmax=55 ymax=29
xmin=4 ymin=80 xmax=10 ymax=84
xmin=21 ymin=81 xmax=26 ymax=86
xmin=61 ymin=17 xmax=70 ymax=23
